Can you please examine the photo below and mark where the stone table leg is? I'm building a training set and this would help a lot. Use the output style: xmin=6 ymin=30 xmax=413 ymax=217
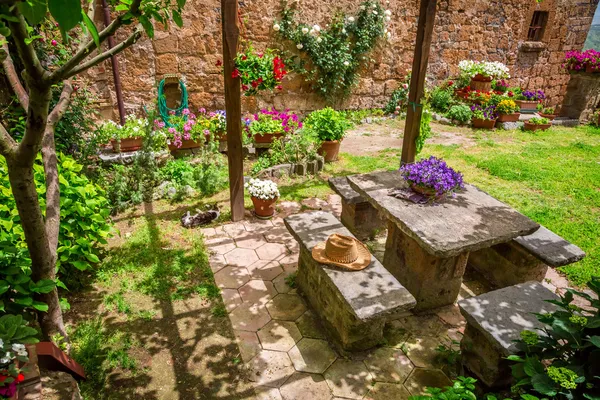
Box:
xmin=383 ymin=221 xmax=468 ymax=311
xmin=340 ymin=199 xmax=386 ymax=241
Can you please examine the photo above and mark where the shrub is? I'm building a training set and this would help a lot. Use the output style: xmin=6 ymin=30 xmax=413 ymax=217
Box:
xmin=158 ymin=157 xmax=228 ymax=197
xmin=446 ymin=105 xmax=473 ymax=124
xmin=528 ymin=117 xmax=550 ymax=125
xmin=0 ymin=154 xmax=112 ymax=314
xmin=251 ymin=129 xmax=321 ymax=175
xmin=409 ymin=376 xmax=478 ymax=399
xmin=508 ymin=277 xmax=600 ymax=399
xmin=303 ymin=107 xmax=351 ymax=141
xmin=384 ymin=75 xmax=411 ymax=114
xmin=429 ymin=86 xmax=454 ymax=113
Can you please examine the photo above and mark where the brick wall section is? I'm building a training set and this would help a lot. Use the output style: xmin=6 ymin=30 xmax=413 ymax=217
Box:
xmin=91 ymin=0 xmax=597 ymax=117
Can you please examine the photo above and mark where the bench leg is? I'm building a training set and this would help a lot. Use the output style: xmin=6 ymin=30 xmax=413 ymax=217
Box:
xmin=461 ymin=324 xmax=512 ymax=388
xmin=468 ymin=242 xmax=549 ymax=289
xmin=297 ymin=250 xmax=385 ymax=352
xmin=340 ymin=199 xmax=386 ymax=241
xmin=383 ymin=222 xmax=468 ymax=311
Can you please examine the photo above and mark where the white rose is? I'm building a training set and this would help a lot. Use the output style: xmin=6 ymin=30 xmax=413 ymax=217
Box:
xmin=386 ymin=32 xmax=392 ymax=39
xmin=385 ymin=16 xmax=391 ymax=22
xmin=302 ymin=27 xmax=309 ymax=34
xmin=342 ymin=28 xmax=346 ymax=34
xmin=343 ymin=61 xmax=350 ymax=66
xmin=296 ymin=43 xmax=303 ymax=49
xmin=384 ymin=9 xmax=392 ymax=16
xmin=312 ymin=24 xmax=321 ymax=32
xmin=372 ymin=3 xmax=377 ymax=7
xmin=348 ymin=16 xmax=355 ymax=22
xmin=273 ymin=23 xmax=280 ymax=31
xmin=316 ymin=37 xmax=322 ymax=43
xmin=372 ymin=10 xmax=378 ymax=15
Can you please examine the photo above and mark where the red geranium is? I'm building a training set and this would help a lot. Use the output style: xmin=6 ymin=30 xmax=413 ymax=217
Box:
xmin=231 ymin=69 xmax=240 ymax=78
xmin=216 ymin=60 xmax=223 ymax=67
xmin=251 ymin=80 xmax=259 ymax=88
xmin=242 ymin=84 xmax=249 ymax=91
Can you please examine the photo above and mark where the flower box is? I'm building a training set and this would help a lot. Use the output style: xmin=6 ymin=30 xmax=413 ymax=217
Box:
xmin=515 ymin=100 xmax=538 ymax=112
xmin=111 ymin=137 xmax=143 ymax=153
xmin=471 ymin=118 xmax=496 ymax=129
xmin=254 ymin=132 xmax=284 ymax=144
xmin=523 ymin=122 xmax=551 ymax=131
xmin=168 ymin=139 xmax=204 ymax=151
xmin=538 ymin=113 xmax=556 ymax=121
xmin=497 ymin=113 xmax=521 ymax=122
xmin=585 ymin=65 xmax=600 ymax=73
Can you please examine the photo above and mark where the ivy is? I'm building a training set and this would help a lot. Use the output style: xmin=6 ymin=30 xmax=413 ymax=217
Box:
xmin=275 ymin=0 xmax=389 ymax=102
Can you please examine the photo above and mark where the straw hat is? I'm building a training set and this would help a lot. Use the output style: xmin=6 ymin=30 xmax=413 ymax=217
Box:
xmin=312 ymin=234 xmax=372 ymax=271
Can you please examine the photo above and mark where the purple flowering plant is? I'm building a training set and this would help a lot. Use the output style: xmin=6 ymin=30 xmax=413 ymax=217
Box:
xmin=519 ymin=90 xmax=545 ymax=102
xmin=400 ymin=156 xmax=465 ymax=197
xmin=471 ymin=104 xmax=497 ymax=121
xmin=246 ymin=108 xmax=302 ymax=137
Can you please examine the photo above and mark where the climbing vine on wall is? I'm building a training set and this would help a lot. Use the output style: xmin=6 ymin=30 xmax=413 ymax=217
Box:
xmin=273 ymin=0 xmax=390 ymax=102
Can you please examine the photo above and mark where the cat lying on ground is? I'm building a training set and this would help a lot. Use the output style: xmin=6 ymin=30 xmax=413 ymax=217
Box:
xmin=181 ymin=204 xmax=220 ymax=228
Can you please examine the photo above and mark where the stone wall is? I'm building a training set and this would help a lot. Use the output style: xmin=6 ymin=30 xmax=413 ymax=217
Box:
xmin=91 ymin=0 xmax=598 ymax=117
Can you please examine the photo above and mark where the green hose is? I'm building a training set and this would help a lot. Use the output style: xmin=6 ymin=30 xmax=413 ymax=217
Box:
xmin=158 ymin=78 xmax=189 ymax=127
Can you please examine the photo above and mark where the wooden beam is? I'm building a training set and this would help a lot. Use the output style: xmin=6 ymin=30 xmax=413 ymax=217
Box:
xmin=221 ymin=0 xmax=245 ymax=221
xmin=400 ymin=0 xmax=438 ymax=165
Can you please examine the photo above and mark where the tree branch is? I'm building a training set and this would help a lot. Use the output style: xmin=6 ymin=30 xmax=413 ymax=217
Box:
xmin=48 ymin=0 xmax=142 ymax=84
xmin=1 ymin=40 xmax=29 ymax=109
xmin=6 ymin=8 xmax=46 ymax=85
xmin=0 ymin=122 xmax=17 ymax=158
xmin=63 ymin=28 xmax=142 ymax=80
xmin=48 ymin=81 xmax=73 ymax=127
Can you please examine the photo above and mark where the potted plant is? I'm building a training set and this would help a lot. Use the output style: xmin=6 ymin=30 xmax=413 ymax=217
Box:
xmin=0 ymin=315 xmax=38 ymax=400
xmin=515 ymin=89 xmax=545 ymax=112
xmin=227 ymin=46 xmax=287 ymax=96
xmin=563 ymin=49 xmax=600 ymax=73
xmin=458 ymin=60 xmax=510 ymax=92
xmin=246 ymin=178 xmax=280 ymax=219
xmin=304 ymin=107 xmax=350 ymax=162
xmin=99 ymin=115 xmax=147 ymax=153
xmin=399 ymin=156 xmax=465 ymax=201
xmin=537 ymin=105 xmax=557 ymax=120
xmin=496 ymin=99 xmax=521 ymax=122
xmin=247 ymin=109 xmax=301 ymax=144
xmin=523 ymin=117 xmax=552 ymax=131
xmin=471 ymin=104 xmax=497 ymax=129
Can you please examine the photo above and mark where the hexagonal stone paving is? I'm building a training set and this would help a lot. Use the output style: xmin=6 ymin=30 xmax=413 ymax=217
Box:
xmin=365 ymin=382 xmax=411 ymax=400
xmin=266 ymin=294 xmax=307 ymax=321
xmin=234 ymin=330 xmax=262 ymax=362
xmin=265 ymin=228 xmax=295 ymax=244
xmin=239 ymin=280 xmax=277 ymax=304
xmin=280 ymin=372 xmax=333 ymax=400
xmin=295 ymin=310 xmax=326 ymax=339
xmin=403 ymin=337 xmax=444 ymax=368
xmin=209 ymin=254 xmax=227 ymax=273
xmin=214 ymin=266 xmax=251 ymax=289
xmin=288 ymin=338 xmax=337 ymax=373
xmin=229 ymin=302 xmax=271 ymax=332
xmin=244 ymin=219 xmax=274 ymax=232
xmin=324 ymin=359 xmax=374 ymax=400
xmin=206 ymin=236 xmax=236 ymax=255
xmin=364 ymin=347 xmax=414 ymax=383
xmin=221 ymin=288 xmax=242 ymax=311
xmin=224 ymin=248 xmax=259 ymax=267
xmin=272 ymin=272 xmax=295 ymax=294
xmin=235 ymin=233 xmax=268 ymax=250
xmin=404 ymin=368 xmax=452 ymax=396
xmin=257 ymin=320 xmax=302 ymax=352
xmin=247 ymin=349 xmax=295 ymax=388
xmin=222 ymin=222 xmax=247 ymax=235
xmin=254 ymin=386 xmax=283 ymax=400
xmin=256 ymin=243 xmax=289 ymax=260
xmin=248 ymin=260 xmax=284 ymax=281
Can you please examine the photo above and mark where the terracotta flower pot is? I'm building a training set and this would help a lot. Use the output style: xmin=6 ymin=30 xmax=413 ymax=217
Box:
xmin=254 ymin=132 xmax=284 ymax=144
xmin=111 ymin=137 xmax=143 ymax=153
xmin=585 ymin=65 xmax=600 ymax=73
xmin=515 ymin=100 xmax=538 ymax=112
xmin=410 ymin=184 xmax=446 ymax=201
xmin=318 ymin=140 xmax=341 ymax=162
xmin=471 ymin=118 xmax=497 ymax=129
xmin=470 ymin=75 xmax=492 ymax=92
xmin=539 ymin=113 xmax=556 ymax=121
xmin=523 ymin=122 xmax=552 ymax=131
xmin=168 ymin=139 xmax=204 ymax=151
xmin=472 ymin=74 xmax=493 ymax=82
xmin=497 ymin=113 xmax=521 ymax=122
xmin=251 ymin=196 xmax=278 ymax=219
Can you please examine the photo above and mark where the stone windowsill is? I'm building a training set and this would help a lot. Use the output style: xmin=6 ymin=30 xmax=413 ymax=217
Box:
xmin=520 ymin=41 xmax=547 ymax=52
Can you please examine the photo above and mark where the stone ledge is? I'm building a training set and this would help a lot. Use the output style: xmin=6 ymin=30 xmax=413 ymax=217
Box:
xmin=519 ymin=41 xmax=547 ymax=52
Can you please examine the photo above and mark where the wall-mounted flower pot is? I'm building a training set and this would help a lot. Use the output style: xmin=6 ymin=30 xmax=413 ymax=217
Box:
xmin=251 ymin=196 xmax=278 ymax=219
xmin=318 ymin=140 xmax=341 ymax=162
xmin=515 ymin=100 xmax=538 ymax=112
xmin=111 ymin=137 xmax=143 ymax=153
xmin=471 ymin=118 xmax=497 ymax=129
xmin=497 ymin=113 xmax=521 ymax=122
xmin=585 ymin=65 xmax=600 ymax=73
xmin=254 ymin=132 xmax=284 ymax=144
xmin=523 ymin=122 xmax=551 ymax=131
xmin=539 ymin=113 xmax=556 ymax=121
xmin=168 ymin=139 xmax=203 ymax=151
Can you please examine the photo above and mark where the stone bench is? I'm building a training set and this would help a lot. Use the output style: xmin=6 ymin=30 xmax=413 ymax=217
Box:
xmin=284 ymin=211 xmax=416 ymax=352
xmin=458 ymin=281 xmax=559 ymax=388
xmin=328 ymin=177 xmax=386 ymax=240
xmin=468 ymin=226 xmax=585 ymax=288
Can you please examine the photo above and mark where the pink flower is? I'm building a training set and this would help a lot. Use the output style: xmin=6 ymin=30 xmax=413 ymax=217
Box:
xmin=198 ymin=107 xmax=206 ymax=114
xmin=168 ymin=127 xmax=177 ymax=134
xmin=51 ymin=40 xmax=57 ymax=46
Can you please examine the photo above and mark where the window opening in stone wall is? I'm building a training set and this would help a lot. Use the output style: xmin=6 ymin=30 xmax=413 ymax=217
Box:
xmin=528 ymin=11 xmax=549 ymax=41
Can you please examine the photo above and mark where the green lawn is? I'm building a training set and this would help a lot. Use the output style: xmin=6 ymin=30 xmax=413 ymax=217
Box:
xmin=279 ymin=125 xmax=600 ymax=286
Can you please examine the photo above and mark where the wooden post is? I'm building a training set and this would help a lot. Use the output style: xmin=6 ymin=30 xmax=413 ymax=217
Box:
xmin=221 ymin=0 xmax=245 ymax=221
xmin=400 ymin=0 xmax=438 ymax=165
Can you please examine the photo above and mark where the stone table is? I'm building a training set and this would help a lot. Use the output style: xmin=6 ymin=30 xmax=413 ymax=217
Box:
xmin=347 ymin=170 xmax=539 ymax=311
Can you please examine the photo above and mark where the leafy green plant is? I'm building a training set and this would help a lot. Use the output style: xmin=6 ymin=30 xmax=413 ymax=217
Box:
xmin=409 ymin=376 xmax=478 ymax=400
xmin=429 ymin=86 xmax=454 ymax=113
xmin=276 ymin=0 xmax=388 ymax=101
xmin=508 ymin=277 xmax=600 ymax=399
xmin=384 ymin=75 xmax=411 ymax=114
xmin=0 ymin=314 xmax=39 ymax=344
xmin=528 ymin=117 xmax=550 ymax=125
xmin=251 ymin=155 xmax=275 ymax=175
xmin=415 ymin=108 xmax=432 ymax=155
xmin=446 ymin=104 xmax=473 ymax=124
xmin=233 ymin=46 xmax=286 ymax=95
xmin=304 ymin=107 xmax=351 ymax=142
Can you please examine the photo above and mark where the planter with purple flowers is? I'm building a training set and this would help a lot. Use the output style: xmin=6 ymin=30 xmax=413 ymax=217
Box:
xmin=471 ymin=104 xmax=497 ymax=130
xmin=400 ymin=156 xmax=465 ymax=201
xmin=516 ymin=90 xmax=545 ymax=113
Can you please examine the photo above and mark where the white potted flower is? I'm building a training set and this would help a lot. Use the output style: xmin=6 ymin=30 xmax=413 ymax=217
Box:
xmin=246 ymin=178 xmax=280 ymax=218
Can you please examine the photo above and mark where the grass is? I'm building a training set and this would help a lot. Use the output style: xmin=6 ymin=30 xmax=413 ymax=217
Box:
xmin=276 ymin=125 xmax=600 ymax=286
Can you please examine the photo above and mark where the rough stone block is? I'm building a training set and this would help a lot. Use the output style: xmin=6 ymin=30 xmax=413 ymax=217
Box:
xmin=294 ymin=163 xmax=307 ymax=176
xmin=284 ymin=211 xmax=415 ymax=352
xmin=306 ymin=160 xmax=317 ymax=174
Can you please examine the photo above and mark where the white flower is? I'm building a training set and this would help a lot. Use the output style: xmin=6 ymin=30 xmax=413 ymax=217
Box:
xmin=385 ymin=16 xmax=391 ymax=22
xmin=312 ymin=24 xmax=321 ymax=32
xmin=316 ymin=37 xmax=322 ymax=43
xmin=386 ymin=0 xmax=389 ymax=3
xmin=348 ymin=16 xmax=355 ymax=22
xmin=386 ymin=32 xmax=392 ymax=39
xmin=12 ymin=344 xmax=25 ymax=352
xmin=384 ymin=9 xmax=392 ymax=16
xmin=246 ymin=178 xmax=280 ymax=200
xmin=372 ymin=3 xmax=377 ymax=7
xmin=384 ymin=29 xmax=388 ymax=34
xmin=360 ymin=5 xmax=365 ymax=10
xmin=342 ymin=28 xmax=346 ymax=34
xmin=372 ymin=10 xmax=378 ymax=15
xmin=296 ymin=43 xmax=303 ymax=49
xmin=273 ymin=23 xmax=280 ymax=31
xmin=302 ymin=27 xmax=309 ymax=34
xmin=343 ymin=60 xmax=350 ymax=66
xmin=133 ymin=127 xmax=140 ymax=132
